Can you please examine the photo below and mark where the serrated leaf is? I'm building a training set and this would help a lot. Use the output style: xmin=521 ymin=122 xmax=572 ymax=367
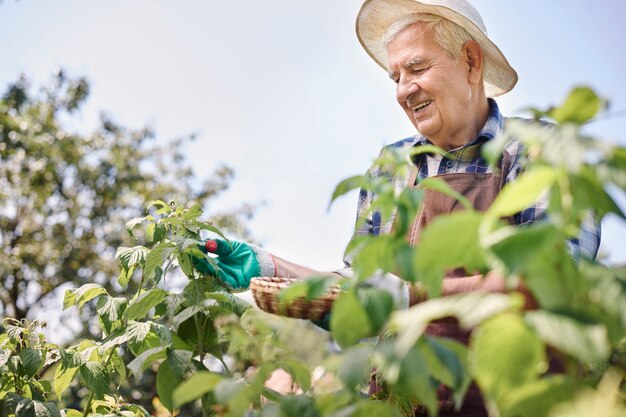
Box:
xmin=156 ymin=361 xmax=180 ymax=412
xmin=146 ymin=222 xmax=166 ymax=244
xmin=53 ymin=363 xmax=78 ymax=399
xmin=146 ymin=200 xmax=172 ymax=214
xmin=144 ymin=242 xmax=175 ymax=281
xmin=116 ymin=264 xmax=135 ymax=289
xmin=171 ymin=305 xmax=205 ymax=332
xmin=166 ymin=349 xmax=192 ymax=379
xmin=127 ymin=346 xmax=168 ymax=378
xmin=63 ymin=284 xmax=108 ymax=310
xmin=96 ymin=296 xmax=127 ymax=336
xmin=125 ymin=321 xmax=151 ymax=345
xmin=79 ymin=362 xmax=110 ymax=397
xmin=125 ymin=216 xmax=149 ymax=239
xmin=171 ymin=371 xmax=223 ymax=408
xmin=115 ymin=246 xmax=149 ymax=270
xmin=20 ymin=348 xmax=43 ymax=378
xmin=124 ymin=288 xmax=169 ymax=322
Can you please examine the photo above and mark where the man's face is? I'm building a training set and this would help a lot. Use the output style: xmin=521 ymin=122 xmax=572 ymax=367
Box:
xmin=387 ymin=22 xmax=476 ymax=148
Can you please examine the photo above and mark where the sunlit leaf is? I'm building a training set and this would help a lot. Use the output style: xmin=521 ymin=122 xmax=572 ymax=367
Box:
xmin=470 ymin=313 xmax=546 ymax=404
xmin=525 ymin=310 xmax=610 ymax=363
xmin=124 ymin=288 xmax=169 ymax=322
xmin=414 ymin=211 xmax=487 ymax=297
xmin=548 ymin=86 xmax=605 ymax=125
xmin=79 ymin=362 xmax=110 ymax=397
xmin=487 ymin=166 xmax=558 ymax=218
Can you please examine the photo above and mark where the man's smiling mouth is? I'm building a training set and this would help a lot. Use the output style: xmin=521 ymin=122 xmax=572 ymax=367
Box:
xmin=412 ymin=100 xmax=433 ymax=112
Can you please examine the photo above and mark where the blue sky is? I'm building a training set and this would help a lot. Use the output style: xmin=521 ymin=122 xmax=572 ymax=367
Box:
xmin=2 ymin=0 xmax=625 ymax=274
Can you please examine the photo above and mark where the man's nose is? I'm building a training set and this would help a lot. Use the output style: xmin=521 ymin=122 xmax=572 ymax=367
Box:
xmin=397 ymin=77 xmax=419 ymax=103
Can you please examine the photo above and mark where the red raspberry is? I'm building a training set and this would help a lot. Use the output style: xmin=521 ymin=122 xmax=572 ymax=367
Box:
xmin=205 ymin=240 xmax=218 ymax=253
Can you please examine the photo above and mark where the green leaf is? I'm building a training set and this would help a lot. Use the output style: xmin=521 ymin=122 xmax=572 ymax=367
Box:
xmin=330 ymin=291 xmax=371 ymax=348
xmin=171 ymin=371 xmax=223 ymax=408
xmin=125 ymin=216 xmax=149 ymax=239
xmin=337 ymin=344 xmax=374 ymax=390
xmin=146 ymin=200 xmax=173 ymax=214
xmin=127 ymin=346 xmax=168 ymax=377
xmin=487 ymin=166 xmax=559 ymax=218
xmin=125 ymin=321 xmax=151 ymax=345
xmin=171 ymin=305 xmax=205 ymax=331
xmin=548 ymin=86 xmax=605 ymax=125
xmin=124 ymin=288 xmax=169 ymax=322
xmin=146 ymin=222 xmax=167 ymax=244
xmin=569 ymin=170 xmax=625 ymax=220
xmin=144 ymin=242 xmax=175 ymax=281
xmin=176 ymin=314 xmax=219 ymax=358
xmin=96 ymin=296 xmax=127 ymax=335
xmin=377 ymin=345 xmax=438 ymax=417
xmin=280 ymin=360 xmax=311 ymax=392
xmin=156 ymin=361 xmax=181 ymax=412
xmin=20 ymin=348 xmax=43 ymax=378
xmin=392 ymin=293 xmax=523 ymax=357
xmin=115 ymin=246 xmax=149 ymax=270
xmin=351 ymin=235 xmax=396 ymax=280
xmin=357 ymin=287 xmax=394 ymax=335
xmin=14 ymin=398 xmax=61 ymax=417
xmin=63 ymin=284 xmax=108 ymax=310
xmin=116 ymin=264 xmax=136 ymax=289
xmin=470 ymin=313 xmax=546 ymax=404
xmin=485 ymin=223 xmax=559 ymax=274
xmin=279 ymin=395 xmax=320 ymax=417
xmin=414 ymin=211 xmax=487 ymax=297
xmin=419 ymin=336 xmax=470 ymax=407
xmin=525 ymin=310 xmax=610 ymax=363
xmin=166 ymin=349 xmax=192 ymax=379
xmin=329 ymin=175 xmax=369 ymax=206
xmin=501 ymin=375 xmax=577 ymax=417
xmin=79 ymin=362 xmax=110 ymax=398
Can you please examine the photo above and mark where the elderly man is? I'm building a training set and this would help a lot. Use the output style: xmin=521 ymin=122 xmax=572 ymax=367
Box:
xmin=196 ymin=0 xmax=599 ymax=305
xmin=195 ymin=0 xmax=600 ymax=414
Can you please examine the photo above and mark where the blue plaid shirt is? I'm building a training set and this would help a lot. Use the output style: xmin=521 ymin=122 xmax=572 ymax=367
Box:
xmin=349 ymin=99 xmax=600 ymax=263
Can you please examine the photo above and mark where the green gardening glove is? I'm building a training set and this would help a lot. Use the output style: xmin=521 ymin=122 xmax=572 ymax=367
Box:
xmin=193 ymin=239 xmax=276 ymax=290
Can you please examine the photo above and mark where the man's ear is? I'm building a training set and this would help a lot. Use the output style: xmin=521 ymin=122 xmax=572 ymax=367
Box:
xmin=462 ymin=40 xmax=484 ymax=84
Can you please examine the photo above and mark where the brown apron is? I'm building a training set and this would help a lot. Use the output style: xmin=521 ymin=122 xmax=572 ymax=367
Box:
xmin=372 ymin=152 xmax=513 ymax=417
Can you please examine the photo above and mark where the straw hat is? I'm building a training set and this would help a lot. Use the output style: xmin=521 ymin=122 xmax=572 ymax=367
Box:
xmin=356 ymin=0 xmax=518 ymax=97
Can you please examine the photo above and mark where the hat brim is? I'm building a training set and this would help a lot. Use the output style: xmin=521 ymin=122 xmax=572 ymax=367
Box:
xmin=356 ymin=0 xmax=518 ymax=97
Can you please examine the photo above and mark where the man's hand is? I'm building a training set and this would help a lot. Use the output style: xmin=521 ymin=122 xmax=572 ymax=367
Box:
xmin=193 ymin=239 xmax=276 ymax=290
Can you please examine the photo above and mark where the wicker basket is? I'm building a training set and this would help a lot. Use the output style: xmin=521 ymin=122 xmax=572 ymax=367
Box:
xmin=250 ymin=277 xmax=340 ymax=320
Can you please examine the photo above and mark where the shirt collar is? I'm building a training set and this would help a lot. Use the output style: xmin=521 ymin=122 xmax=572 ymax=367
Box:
xmin=412 ymin=98 xmax=503 ymax=148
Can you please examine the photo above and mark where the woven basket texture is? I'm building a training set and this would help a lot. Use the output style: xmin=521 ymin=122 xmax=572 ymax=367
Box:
xmin=250 ymin=277 xmax=340 ymax=320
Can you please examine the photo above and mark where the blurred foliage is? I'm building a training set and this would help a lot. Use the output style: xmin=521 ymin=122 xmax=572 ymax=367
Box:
xmin=0 ymin=71 xmax=256 ymax=333
xmin=1 ymin=85 xmax=626 ymax=417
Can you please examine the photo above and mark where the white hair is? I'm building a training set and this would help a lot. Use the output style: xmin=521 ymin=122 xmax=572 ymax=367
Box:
xmin=384 ymin=13 xmax=475 ymax=60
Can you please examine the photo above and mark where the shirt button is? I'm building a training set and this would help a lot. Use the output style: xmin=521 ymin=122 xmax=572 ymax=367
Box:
xmin=446 ymin=160 xmax=454 ymax=168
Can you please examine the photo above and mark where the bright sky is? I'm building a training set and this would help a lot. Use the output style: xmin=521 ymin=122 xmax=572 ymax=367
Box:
xmin=2 ymin=0 xmax=625 ymax=276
